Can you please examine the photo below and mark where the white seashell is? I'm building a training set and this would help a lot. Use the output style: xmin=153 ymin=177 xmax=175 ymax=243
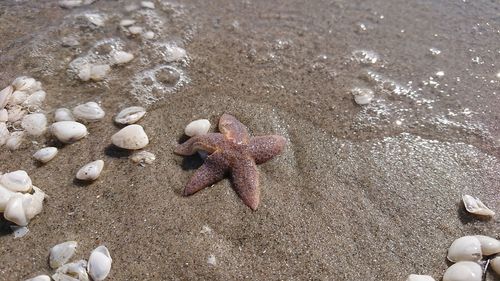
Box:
xmin=474 ymin=235 xmax=500 ymax=256
xmin=0 ymin=170 xmax=32 ymax=193
xmin=78 ymin=64 xmax=92 ymax=81
xmin=111 ymin=124 xmax=149 ymax=150
xmin=73 ymin=102 xmax=105 ymax=121
xmin=80 ymin=64 xmax=110 ymax=82
xmin=0 ymin=85 xmax=13 ymax=108
xmin=0 ymin=184 xmax=15 ymax=212
xmin=184 ymin=119 xmax=210 ymax=137
xmin=55 ymin=108 xmax=75 ymax=122
xmin=142 ymin=31 xmax=155 ymax=40
xmin=207 ymin=254 xmax=217 ymax=266
xmin=351 ymin=87 xmax=374 ymax=105
xmin=442 ymin=261 xmax=482 ymax=281
xmin=4 ymin=194 xmax=28 ymax=226
xmin=7 ymin=105 xmax=26 ymax=123
xmin=22 ymin=186 xmax=45 ymax=221
xmin=21 ymin=113 xmax=47 ymax=136
xmin=6 ymin=131 xmax=25 ymax=150
xmin=33 ymin=147 xmax=58 ymax=163
xmin=491 ymin=256 xmax=500 ymax=275
xmin=12 ymin=76 xmax=38 ymax=92
xmin=130 ymin=150 xmax=156 ymax=165
xmin=23 ymin=90 xmax=46 ymax=107
xmin=447 ymin=236 xmax=482 ymax=262
xmin=405 ymin=274 xmax=435 ymax=281
xmin=163 ymin=45 xmax=187 ymax=63
xmin=88 ymin=245 xmax=112 ymax=281
xmin=462 ymin=195 xmax=495 ymax=217
xmin=128 ymin=26 xmax=143 ymax=35
xmin=53 ymin=260 xmax=89 ymax=281
xmin=12 ymin=225 xmax=29 ymax=238
xmin=0 ymin=122 xmax=9 ymax=146
xmin=25 ymin=275 xmax=51 ymax=281
xmin=141 ymin=1 xmax=155 ymax=9
xmin=51 ymin=121 xmax=88 ymax=143
xmin=119 ymin=19 xmax=136 ymax=26
xmin=112 ymin=51 xmax=134 ymax=65
xmin=49 ymin=241 xmax=78 ymax=269
xmin=114 ymin=106 xmax=146 ymax=124
xmin=76 ymin=160 xmax=104 ymax=181
xmin=0 ymin=109 xmax=7 ymax=122
xmin=9 ymin=90 xmax=28 ymax=105
xmin=52 ymin=272 xmax=81 ymax=281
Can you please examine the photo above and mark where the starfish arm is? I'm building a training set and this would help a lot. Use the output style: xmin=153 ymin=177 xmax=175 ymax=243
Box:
xmin=184 ymin=151 xmax=228 ymax=196
xmin=174 ymin=133 xmax=224 ymax=156
xmin=231 ymin=158 xmax=260 ymax=210
xmin=218 ymin=114 xmax=250 ymax=144
xmin=249 ymin=135 xmax=286 ymax=164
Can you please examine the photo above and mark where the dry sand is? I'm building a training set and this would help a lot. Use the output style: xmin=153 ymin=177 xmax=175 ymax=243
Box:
xmin=0 ymin=0 xmax=499 ymax=280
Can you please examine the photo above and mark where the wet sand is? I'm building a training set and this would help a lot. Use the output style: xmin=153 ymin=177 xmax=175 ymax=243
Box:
xmin=0 ymin=0 xmax=499 ymax=280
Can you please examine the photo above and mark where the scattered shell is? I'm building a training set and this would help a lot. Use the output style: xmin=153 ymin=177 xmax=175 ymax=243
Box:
xmin=0 ymin=109 xmax=8 ymax=122
xmin=406 ymin=274 xmax=435 ymax=281
xmin=0 ymin=184 xmax=15 ymax=211
xmin=0 ymin=170 xmax=32 ymax=193
xmin=21 ymin=113 xmax=47 ymax=136
xmin=6 ymin=131 xmax=25 ymax=150
xmin=55 ymin=108 xmax=75 ymax=122
xmin=142 ymin=31 xmax=155 ymax=39
xmin=442 ymin=261 xmax=482 ymax=281
xmin=491 ymin=256 xmax=500 ymax=275
xmin=0 ymin=85 xmax=13 ymax=108
xmin=474 ymin=235 xmax=500 ymax=256
xmin=184 ymin=119 xmax=210 ymax=137
xmin=76 ymin=160 xmax=104 ymax=181
xmin=128 ymin=26 xmax=143 ymax=35
xmin=53 ymin=260 xmax=89 ymax=281
xmin=51 ymin=121 xmax=88 ymax=143
xmin=112 ymin=51 xmax=134 ymax=65
xmin=130 ymin=151 xmax=156 ymax=165
xmin=351 ymin=87 xmax=374 ymax=105
xmin=447 ymin=236 xmax=482 ymax=262
xmin=33 ymin=147 xmax=58 ymax=163
xmin=9 ymin=90 xmax=28 ymax=105
xmin=25 ymin=275 xmax=51 ymax=281
xmin=4 ymin=195 xmax=28 ymax=226
xmin=111 ymin=124 xmax=149 ymax=150
xmin=23 ymin=90 xmax=46 ymax=107
xmin=0 ymin=122 xmax=9 ymax=146
xmin=119 ymin=19 xmax=136 ymax=26
xmin=49 ymin=241 xmax=79 ymax=269
xmin=462 ymin=195 xmax=495 ymax=217
xmin=88 ymin=245 xmax=112 ymax=281
xmin=73 ymin=102 xmax=105 ymax=121
xmin=114 ymin=106 xmax=146 ymax=124
xmin=141 ymin=1 xmax=155 ymax=9
xmin=12 ymin=76 xmax=38 ymax=92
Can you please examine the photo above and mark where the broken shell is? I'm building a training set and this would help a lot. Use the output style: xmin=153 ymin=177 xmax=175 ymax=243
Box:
xmin=474 ymin=235 xmax=500 ymax=256
xmin=447 ymin=236 xmax=482 ymax=262
xmin=114 ymin=106 xmax=146 ymax=124
xmin=351 ymin=87 xmax=374 ymax=105
xmin=22 ymin=186 xmax=45 ymax=220
xmin=6 ymin=131 xmax=25 ymax=150
xmin=53 ymin=260 xmax=88 ymax=281
xmin=49 ymin=241 xmax=78 ymax=269
xmin=462 ymin=195 xmax=495 ymax=217
xmin=442 ymin=261 xmax=482 ymax=281
xmin=12 ymin=76 xmax=38 ymax=92
xmin=7 ymin=105 xmax=26 ymax=123
xmin=9 ymin=90 xmax=28 ymax=105
xmin=88 ymin=245 xmax=112 ymax=281
xmin=4 ymin=195 xmax=28 ymax=226
xmin=55 ymin=108 xmax=75 ymax=122
xmin=111 ymin=124 xmax=149 ymax=149
xmin=25 ymin=275 xmax=51 ymax=281
xmin=184 ymin=119 xmax=210 ymax=137
xmin=0 ymin=170 xmax=32 ymax=193
xmin=0 ymin=122 xmax=9 ymax=146
xmin=0 ymin=109 xmax=8 ymax=122
xmin=51 ymin=121 xmax=88 ymax=143
xmin=21 ymin=113 xmax=47 ymax=136
xmin=23 ymin=90 xmax=46 ymax=107
xmin=33 ymin=147 xmax=58 ymax=163
xmin=491 ymin=256 xmax=500 ymax=275
xmin=0 ymin=184 xmax=14 ymax=211
xmin=112 ymin=51 xmax=134 ymax=65
xmin=73 ymin=102 xmax=105 ymax=121
xmin=130 ymin=150 xmax=156 ymax=165
xmin=405 ymin=275 xmax=435 ymax=281
xmin=76 ymin=160 xmax=104 ymax=181
xmin=0 ymin=85 xmax=13 ymax=108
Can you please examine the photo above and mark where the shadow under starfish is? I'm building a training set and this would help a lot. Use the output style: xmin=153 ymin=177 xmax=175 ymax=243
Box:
xmin=174 ymin=113 xmax=286 ymax=210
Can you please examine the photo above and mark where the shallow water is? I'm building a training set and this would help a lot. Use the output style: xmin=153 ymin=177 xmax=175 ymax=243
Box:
xmin=0 ymin=0 xmax=499 ymax=280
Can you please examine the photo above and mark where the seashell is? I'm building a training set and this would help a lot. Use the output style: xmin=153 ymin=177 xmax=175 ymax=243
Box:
xmin=78 ymin=64 xmax=92 ymax=81
xmin=55 ymin=108 xmax=75 ymax=122
xmin=462 ymin=195 xmax=495 ymax=217
xmin=4 ymin=194 xmax=28 ymax=226
xmin=6 ymin=131 xmax=25 ymax=150
xmin=21 ymin=113 xmax=47 ymax=136
xmin=405 ymin=274 xmax=435 ymax=281
xmin=141 ymin=1 xmax=155 ymax=9
xmin=0 ymin=170 xmax=32 ymax=193
xmin=111 ymin=124 xmax=149 ymax=150
xmin=49 ymin=241 xmax=78 ymax=269
xmin=207 ymin=254 xmax=216 ymax=266
xmin=12 ymin=76 xmax=38 ymax=92
xmin=0 ymin=184 xmax=15 ymax=212
xmin=9 ymin=90 xmax=28 ymax=105
xmin=114 ymin=106 xmax=146 ymax=125
xmin=119 ymin=19 xmax=136 ymax=26
xmin=142 ymin=31 xmax=155 ymax=40
xmin=76 ymin=160 xmax=104 ymax=181
xmin=85 ymin=13 xmax=105 ymax=27
xmin=163 ymin=45 xmax=187 ymax=63
xmin=442 ymin=261 xmax=482 ymax=281
xmin=73 ymin=102 xmax=105 ymax=121
xmin=474 ymin=235 xmax=500 ymax=256
xmin=351 ymin=87 xmax=374 ymax=105
xmin=51 ymin=272 xmax=80 ymax=281
xmin=61 ymin=36 xmax=80 ymax=47
xmin=7 ymin=105 xmax=26 ymax=123
xmin=23 ymin=90 xmax=46 ymax=107
xmin=0 ymin=109 xmax=7 ymax=122
xmin=112 ymin=51 xmax=134 ymax=65
xmin=53 ymin=260 xmax=89 ymax=281
xmin=447 ymin=236 xmax=482 ymax=262
xmin=128 ymin=26 xmax=143 ymax=35
xmin=25 ymin=275 xmax=51 ymax=281
xmin=88 ymin=245 xmax=112 ymax=281
xmin=0 ymin=85 xmax=13 ymax=108
xmin=79 ymin=64 xmax=110 ymax=82
xmin=491 ymin=256 xmax=500 ymax=275
xmin=130 ymin=150 xmax=155 ymax=165
xmin=22 ymin=186 xmax=45 ymax=221
xmin=0 ymin=122 xmax=9 ymax=146
xmin=51 ymin=121 xmax=88 ymax=143
xmin=33 ymin=147 xmax=58 ymax=163
xmin=184 ymin=119 xmax=210 ymax=137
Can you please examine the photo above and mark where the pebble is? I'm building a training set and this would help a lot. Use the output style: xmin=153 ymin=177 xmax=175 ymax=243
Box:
xmin=54 ymin=108 xmax=75 ymax=122
xmin=10 ymin=90 xmax=28 ymax=105
xmin=73 ymin=102 xmax=105 ymax=121
xmin=7 ymin=105 xmax=26 ymax=123
xmin=88 ymin=245 xmax=112 ymax=281
xmin=114 ymin=106 xmax=146 ymax=124
xmin=111 ymin=124 xmax=149 ymax=149
xmin=112 ymin=51 xmax=134 ymax=65
xmin=49 ymin=241 xmax=78 ymax=269
xmin=21 ymin=113 xmax=47 ymax=136
xmin=3 ymin=186 xmax=45 ymax=226
xmin=184 ymin=119 xmax=211 ymax=137
xmin=33 ymin=147 xmax=58 ymax=163
xmin=130 ymin=150 xmax=156 ymax=165
xmin=12 ymin=76 xmax=39 ymax=92
xmin=76 ymin=160 xmax=104 ymax=181
xmin=207 ymin=254 xmax=217 ymax=266
xmin=50 ymin=121 xmax=88 ymax=143
xmin=351 ymin=87 xmax=374 ymax=105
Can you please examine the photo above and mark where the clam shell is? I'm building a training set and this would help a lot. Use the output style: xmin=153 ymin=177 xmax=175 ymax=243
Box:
xmin=111 ymin=124 xmax=149 ymax=149
xmin=0 ymin=109 xmax=8 ymax=122
xmin=53 ymin=259 xmax=88 ymax=281
xmin=22 ymin=186 xmax=45 ymax=220
xmin=0 ymin=85 xmax=13 ymax=108
xmin=21 ymin=113 xmax=47 ymax=136
xmin=12 ymin=76 xmax=38 ymax=92
xmin=6 ymin=131 xmax=25 ymax=150
xmin=184 ymin=119 xmax=210 ymax=137
xmin=114 ymin=106 xmax=146 ymax=125
xmin=7 ymin=105 xmax=26 ymax=123
xmin=462 ymin=195 xmax=495 ymax=217
xmin=442 ymin=261 xmax=482 ymax=281
xmin=0 ymin=122 xmax=9 ymax=146
xmin=474 ymin=235 xmax=500 ymax=256
xmin=76 ymin=160 xmax=104 ymax=181
xmin=447 ymin=236 xmax=482 ymax=262
xmin=491 ymin=256 xmax=500 ymax=275
xmin=88 ymin=245 xmax=112 ymax=281
xmin=54 ymin=108 xmax=75 ymax=122
xmin=0 ymin=184 xmax=15 ymax=212
xmin=351 ymin=87 xmax=374 ymax=105
xmin=0 ymin=170 xmax=32 ymax=193
xmin=33 ymin=147 xmax=58 ymax=163
xmin=49 ymin=241 xmax=79 ymax=269
xmin=130 ymin=150 xmax=156 ymax=165
xmin=9 ymin=90 xmax=28 ymax=105
xmin=89 ymin=64 xmax=110 ymax=81
xmin=73 ymin=102 xmax=105 ymax=121
xmin=23 ymin=90 xmax=46 ymax=107
xmin=405 ymin=274 xmax=435 ymax=281
xmin=25 ymin=275 xmax=51 ymax=281
xmin=51 ymin=121 xmax=88 ymax=143
xmin=4 ymin=194 xmax=28 ymax=226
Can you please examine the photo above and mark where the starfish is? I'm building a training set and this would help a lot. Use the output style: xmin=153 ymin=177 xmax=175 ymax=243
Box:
xmin=174 ymin=114 xmax=286 ymax=210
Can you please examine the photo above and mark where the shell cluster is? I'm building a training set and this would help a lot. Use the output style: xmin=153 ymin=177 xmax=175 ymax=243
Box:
xmin=0 ymin=170 xmax=45 ymax=226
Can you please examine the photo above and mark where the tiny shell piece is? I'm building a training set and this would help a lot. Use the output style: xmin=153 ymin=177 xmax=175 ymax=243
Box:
xmin=73 ymin=102 xmax=105 ymax=121
xmin=351 ymin=87 xmax=374 ymax=105
xmin=88 ymin=245 xmax=112 ymax=281
xmin=130 ymin=150 xmax=156 ymax=165
xmin=6 ymin=131 xmax=25 ymax=150
xmin=51 ymin=121 xmax=88 ymax=143
xmin=112 ymin=51 xmax=134 ymax=65
xmin=442 ymin=261 xmax=482 ymax=281
xmin=49 ymin=241 xmax=78 ymax=269
xmin=76 ymin=160 xmax=104 ymax=181
xmin=21 ymin=113 xmax=47 ymax=136
xmin=474 ymin=235 xmax=500 ymax=256
xmin=24 ymin=275 xmax=51 ymax=281
xmin=447 ymin=236 xmax=482 ymax=262
xmin=0 ymin=170 xmax=32 ymax=193
xmin=54 ymin=108 xmax=75 ymax=122
xmin=114 ymin=106 xmax=146 ymax=124
xmin=0 ymin=85 xmax=13 ymax=108
xmin=111 ymin=124 xmax=149 ymax=150
xmin=406 ymin=274 xmax=435 ymax=281
xmin=462 ymin=195 xmax=495 ymax=217
xmin=33 ymin=147 xmax=58 ymax=163
xmin=184 ymin=119 xmax=210 ymax=137
xmin=53 ymin=260 xmax=88 ymax=281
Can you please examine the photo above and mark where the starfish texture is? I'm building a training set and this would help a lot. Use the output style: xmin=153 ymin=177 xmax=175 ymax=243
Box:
xmin=174 ymin=114 xmax=286 ymax=210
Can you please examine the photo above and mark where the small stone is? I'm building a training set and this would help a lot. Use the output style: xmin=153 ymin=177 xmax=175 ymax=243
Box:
xmin=9 ymin=90 xmax=28 ymax=105
xmin=0 ymin=122 xmax=9 ymax=146
xmin=76 ymin=160 xmax=104 ymax=181
xmin=0 ymin=170 xmax=32 ymax=193
xmin=88 ymin=246 xmax=112 ymax=281
xmin=184 ymin=119 xmax=210 ymax=137
xmin=61 ymin=36 xmax=80 ymax=47
xmin=207 ymin=254 xmax=216 ymax=266
xmin=111 ymin=124 xmax=149 ymax=150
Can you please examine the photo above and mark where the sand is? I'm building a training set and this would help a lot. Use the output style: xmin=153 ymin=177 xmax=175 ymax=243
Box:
xmin=0 ymin=0 xmax=499 ymax=280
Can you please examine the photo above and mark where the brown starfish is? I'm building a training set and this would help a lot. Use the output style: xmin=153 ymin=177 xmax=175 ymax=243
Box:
xmin=174 ymin=114 xmax=286 ymax=210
